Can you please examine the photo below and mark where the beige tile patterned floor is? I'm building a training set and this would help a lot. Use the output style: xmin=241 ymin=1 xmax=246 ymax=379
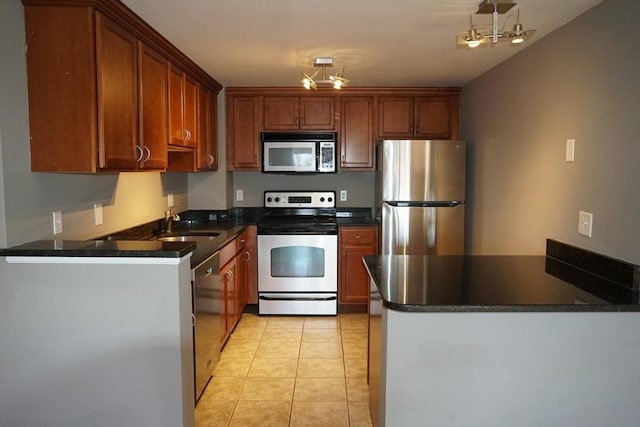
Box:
xmin=195 ymin=313 xmax=372 ymax=427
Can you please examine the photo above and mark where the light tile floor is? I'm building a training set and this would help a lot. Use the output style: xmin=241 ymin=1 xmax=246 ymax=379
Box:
xmin=195 ymin=313 xmax=372 ymax=427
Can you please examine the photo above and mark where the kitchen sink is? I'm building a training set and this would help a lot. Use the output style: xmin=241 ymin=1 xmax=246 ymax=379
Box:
xmin=156 ymin=233 xmax=220 ymax=243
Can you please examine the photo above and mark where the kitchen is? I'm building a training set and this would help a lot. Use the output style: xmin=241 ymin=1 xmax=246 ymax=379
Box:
xmin=1 ymin=0 xmax=639 ymax=426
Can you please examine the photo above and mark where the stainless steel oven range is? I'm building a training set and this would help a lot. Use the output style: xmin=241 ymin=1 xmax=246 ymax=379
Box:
xmin=257 ymin=191 xmax=338 ymax=315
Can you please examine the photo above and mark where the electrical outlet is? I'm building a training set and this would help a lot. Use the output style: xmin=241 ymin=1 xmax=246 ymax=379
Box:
xmin=52 ymin=211 xmax=63 ymax=235
xmin=340 ymin=190 xmax=347 ymax=201
xmin=167 ymin=193 xmax=174 ymax=207
xmin=94 ymin=203 xmax=103 ymax=226
xmin=236 ymin=189 xmax=244 ymax=201
xmin=578 ymin=211 xmax=593 ymax=237
xmin=566 ymin=139 xmax=575 ymax=162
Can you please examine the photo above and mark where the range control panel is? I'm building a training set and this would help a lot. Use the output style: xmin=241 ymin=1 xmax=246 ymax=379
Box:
xmin=264 ymin=191 xmax=335 ymax=208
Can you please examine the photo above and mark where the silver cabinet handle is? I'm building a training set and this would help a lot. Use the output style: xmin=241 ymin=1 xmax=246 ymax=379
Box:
xmin=244 ymin=251 xmax=251 ymax=261
xmin=208 ymin=154 xmax=214 ymax=166
xmin=135 ymin=145 xmax=144 ymax=162
xmin=143 ymin=146 xmax=151 ymax=162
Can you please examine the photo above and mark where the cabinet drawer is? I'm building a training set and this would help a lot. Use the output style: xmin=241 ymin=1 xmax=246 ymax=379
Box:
xmin=340 ymin=227 xmax=377 ymax=245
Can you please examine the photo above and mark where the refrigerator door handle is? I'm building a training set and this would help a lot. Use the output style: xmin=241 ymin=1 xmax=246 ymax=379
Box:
xmin=385 ymin=201 xmax=464 ymax=208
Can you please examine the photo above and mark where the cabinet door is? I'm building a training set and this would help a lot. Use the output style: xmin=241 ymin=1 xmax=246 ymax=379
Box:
xmin=263 ymin=96 xmax=299 ymax=130
xmin=377 ymin=96 xmax=414 ymax=139
xmin=24 ymin=6 xmax=97 ymax=172
xmin=339 ymin=227 xmax=378 ymax=309
xmin=220 ymin=258 xmax=237 ymax=346
xmin=138 ymin=42 xmax=168 ymax=170
xmin=183 ymin=74 xmax=198 ymax=147
xmin=168 ymin=64 xmax=184 ymax=146
xmin=340 ymin=96 xmax=375 ymax=170
xmin=95 ymin=13 xmax=139 ymax=171
xmin=195 ymin=87 xmax=218 ymax=170
xmin=227 ymin=96 xmax=261 ymax=170
xmin=415 ymin=96 xmax=451 ymax=139
xmin=300 ymin=96 xmax=335 ymax=130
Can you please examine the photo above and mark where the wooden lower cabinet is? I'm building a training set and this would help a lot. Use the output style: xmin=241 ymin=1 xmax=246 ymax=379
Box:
xmin=220 ymin=256 xmax=237 ymax=346
xmin=242 ymin=226 xmax=258 ymax=305
xmin=338 ymin=226 xmax=378 ymax=312
xmin=219 ymin=226 xmax=257 ymax=346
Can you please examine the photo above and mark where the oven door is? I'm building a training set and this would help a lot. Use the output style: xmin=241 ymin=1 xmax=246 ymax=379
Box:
xmin=257 ymin=234 xmax=337 ymax=292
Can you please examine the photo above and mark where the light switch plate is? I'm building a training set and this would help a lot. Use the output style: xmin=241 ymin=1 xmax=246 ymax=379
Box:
xmin=566 ymin=139 xmax=575 ymax=162
xmin=94 ymin=203 xmax=103 ymax=226
xmin=578 ymin=211 xmax=593 ymax=237
xmin=236 ymin=189 xmax=244 ymax=201
xmin=52 ymin=211 xmax=63 ymax=235
xmin=340 ymin=190 xmax=347 ymax=201
xmin=167 ymin=193 xmax=174 ymax=207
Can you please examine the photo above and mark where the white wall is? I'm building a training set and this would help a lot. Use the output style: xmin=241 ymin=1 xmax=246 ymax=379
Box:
xmin=0 ymin=0 xmax=189 ymax=247
xmin=381 ymin=310 xmax=640 ymax=427
xmin=461 ymin=0 xmax=640 ymax=263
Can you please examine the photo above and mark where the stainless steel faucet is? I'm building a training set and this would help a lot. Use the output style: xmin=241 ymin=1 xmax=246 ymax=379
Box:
xmin=164 ymin=207 xmax=180 ymax=233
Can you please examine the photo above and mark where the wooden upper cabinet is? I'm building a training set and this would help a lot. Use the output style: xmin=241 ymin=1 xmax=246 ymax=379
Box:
xmin=25 ymin=5 xmax=146 ymax=173
xmin=227 ymin=96 xmax=261 ymax=170
xmin=263 ymin=96 xmax=335 ymax=130
xmin=138 ymin=42 xmax=168 ymax=170
xmin=195 ymin=86 xmax=218 ymax=170
xmin=96 ymin=13 xmax=140 ymax=171
xmin=377 ymin=96 xmax=415 ymax=139
xmin=168 ymin=64 xmax=198 ymax=148
xmin=23 ymin=1 xmax=221 ymax=173
xmin=339 ymin=96 xmax=375 ymax=170
xmin=378 ymin=94 xmax=459 ymax=140
xmin=415 ymin=96 xmax=454 ymax=139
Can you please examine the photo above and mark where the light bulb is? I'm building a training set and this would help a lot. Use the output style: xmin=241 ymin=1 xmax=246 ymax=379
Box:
xmin=468 ymin=40 xmax=481 ymax=48
xmin=333 ymin=80 xmax=343 ymax=89
xmin=511 ymin=37 xmax=524 ymax=44
xmin=302 ymin=78 xmax=312 ymax=90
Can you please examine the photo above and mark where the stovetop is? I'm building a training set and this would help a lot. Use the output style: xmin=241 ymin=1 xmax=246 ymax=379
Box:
xmin=258 ymin=191 xmax=337 ymax=234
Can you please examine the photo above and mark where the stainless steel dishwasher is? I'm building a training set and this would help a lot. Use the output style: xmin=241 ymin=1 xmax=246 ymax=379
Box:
xmin=192 ymin=251 xmax=222 ymax=403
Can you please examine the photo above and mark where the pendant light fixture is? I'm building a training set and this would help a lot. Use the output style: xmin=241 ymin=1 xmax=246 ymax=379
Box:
xmin=300 ymin=57 xmax=350 ymax=90
xmin=456 ymin=0 xmax=536 ymax=49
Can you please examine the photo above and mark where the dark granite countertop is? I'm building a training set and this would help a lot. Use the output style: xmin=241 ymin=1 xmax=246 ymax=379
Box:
xmin=0 ymin=207 xmax=375 ymax=268
xmin=364 ymin=255 xmax=640 ymax=312
xmin=0 ymin=222 xmax=248 ymax=268
xmin=0 ymin=239 xmax=196 ymax=259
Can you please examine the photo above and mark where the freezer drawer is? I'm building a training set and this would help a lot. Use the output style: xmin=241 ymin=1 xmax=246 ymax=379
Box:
xmin=381 ymin=203 xmax=465 ymax=255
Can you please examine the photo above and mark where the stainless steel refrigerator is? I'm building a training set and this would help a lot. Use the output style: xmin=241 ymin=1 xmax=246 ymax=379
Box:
xmin=375 ymin=139 xmax=466 ymax=255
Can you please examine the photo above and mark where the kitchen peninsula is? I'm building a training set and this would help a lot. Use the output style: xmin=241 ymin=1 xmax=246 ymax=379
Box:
xmin=0 ymin=240 xmax=199 ymax=427
xmin=365 ymin=240 xmax=640 ymax=427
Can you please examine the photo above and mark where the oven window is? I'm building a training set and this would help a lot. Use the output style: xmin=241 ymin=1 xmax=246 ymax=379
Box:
xmin=270 ymin=246 xmax=325 ymax=277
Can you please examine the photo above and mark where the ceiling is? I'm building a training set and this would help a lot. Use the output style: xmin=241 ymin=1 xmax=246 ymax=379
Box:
xmin=121 ymin=0 xmax=603 ymax=88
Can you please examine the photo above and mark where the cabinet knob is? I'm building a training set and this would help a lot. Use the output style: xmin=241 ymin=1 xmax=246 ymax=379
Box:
xmin=355 ymin=235 xmax=362 ymax=239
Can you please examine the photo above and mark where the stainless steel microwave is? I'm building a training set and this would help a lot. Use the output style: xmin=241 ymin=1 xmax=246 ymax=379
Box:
xmin=261 ymin=132 xmax=336 ymax=173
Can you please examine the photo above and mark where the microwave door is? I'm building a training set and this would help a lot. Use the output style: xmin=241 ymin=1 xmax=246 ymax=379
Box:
xmin=264 ymin=142 xmax=316 ymax=172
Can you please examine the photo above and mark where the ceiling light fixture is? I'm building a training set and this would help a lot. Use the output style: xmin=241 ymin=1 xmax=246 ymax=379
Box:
xmin=456 ymin=0 xmax=536 ymax=49
xmin=300 ymin=57 xmax=350 ymax=91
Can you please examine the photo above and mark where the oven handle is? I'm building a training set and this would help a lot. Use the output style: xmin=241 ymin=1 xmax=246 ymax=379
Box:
xmin=259 ymin=295 xmax=338 ymax=301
